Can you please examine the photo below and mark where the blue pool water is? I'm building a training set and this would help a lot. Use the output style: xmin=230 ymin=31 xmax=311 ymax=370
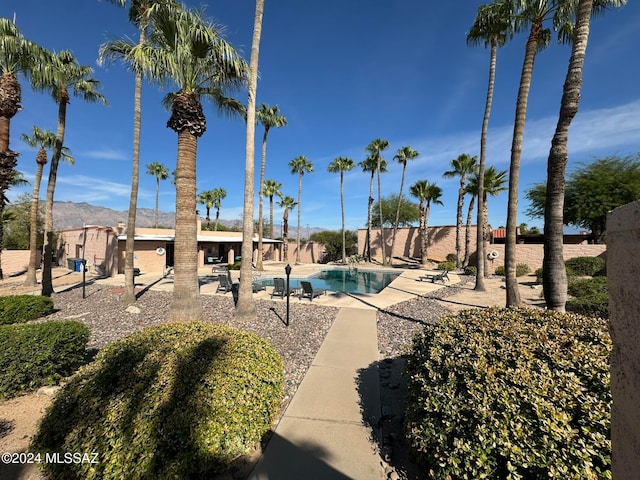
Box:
xmin=256 ymin=268 xmax=400 ymax=294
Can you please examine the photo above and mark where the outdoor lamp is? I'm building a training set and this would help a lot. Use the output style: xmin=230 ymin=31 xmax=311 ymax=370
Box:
xmin=285 ymin=264 xmax=292 ymax=326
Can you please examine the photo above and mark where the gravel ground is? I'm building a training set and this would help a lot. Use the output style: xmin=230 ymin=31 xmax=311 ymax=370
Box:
xmin=41 ymin=283 xmax=338 ymax=408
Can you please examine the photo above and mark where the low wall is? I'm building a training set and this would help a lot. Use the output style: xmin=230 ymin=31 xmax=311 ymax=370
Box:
xmin=483 ymin=243 xmax=607 ymax=273
xmin=1 ymin=250 xmax=40 ymax=276
xmin=263 ymin=242 xmax=325 ymax=264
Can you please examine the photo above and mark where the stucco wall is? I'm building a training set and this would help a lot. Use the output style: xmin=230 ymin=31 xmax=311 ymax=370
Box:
xmin=0 ymin=250 xmax=40 ymax=276
xmin=60 ymin=227 xmax=119 ymax=276
xmin=263 ymin=242 xmax=325 ymax=264
xmin=607 ymin=200 xmax=640 ymax=478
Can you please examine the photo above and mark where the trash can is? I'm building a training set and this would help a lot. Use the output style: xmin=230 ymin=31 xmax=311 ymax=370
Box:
xmin=67 ymin=258 xmax=76 ymax=270
xmin=231 ymin=283 xmax=239 ymax=306
xmin=74 ymin=259 xmax=83 ymax=272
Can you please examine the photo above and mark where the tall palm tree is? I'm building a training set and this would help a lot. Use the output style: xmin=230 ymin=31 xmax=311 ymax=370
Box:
xmin=21 ymin=127 xmax=73 ymax=287
xmin=99 ymin=0 xmax=179 ymax=305
xmin=443 ymin=153 xmax=477 ymax=269
xmin=465 ymin=165 xmax=507 ymax=272
xmin=30 ymin=50 xmax=107 ymax=296
xmin=135 ymin=6 xmax=247 ymax=320
xmin=366 ymin=138 xmax=390 ymax=265
xmin=410 ymin=180 xmax=443 ymax=266
xmin=0 ymin=19 xmax=44 ymax=279
xmin=263 ymin=178 xmax=282 ymax=260
xmin=328 ymin=156 xmax=355 ymax=264
xmin=358 ymin=154 xmax=388 ymax=263
xmin=146 ymin=161 xmax=169 ymax=228
xmin=467 ymin=0 xmax=513 ymax=291
xmin=211 ymin=187 xmax=226 ymax=231
xmin=543 ymin=0 xmax=625 ymax=312
xmin=236 ymin=0 xmax=264 ymax=321
xmin=390 ymin=146 xmax=419 ymax=264
xmin=288 ymin=155 xmax=313 ymax=263
xmin=255 ymin=103 xmax=287 ymax=270
xmin=277 ymin=195 xmax=297 ymax=262
xmin=197 ymin=189 xmax=216 ymax=227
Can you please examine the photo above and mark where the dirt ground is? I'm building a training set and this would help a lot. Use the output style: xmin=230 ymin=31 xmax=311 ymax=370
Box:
xmin=0 ymin=271 xmax=544 ymax=480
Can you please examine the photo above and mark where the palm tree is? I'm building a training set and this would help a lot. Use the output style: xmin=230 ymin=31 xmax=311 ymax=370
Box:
xmin=137 ymin=6 xmax=247 ymax=321
xmin=366 ymin=138 xmax=390 ymax=265
xmin=327 ymin=157 xmax=355 ymax=264
xmin=277 ymin=195 xmax=297 ymax=262
xmin=236 ymin=0 xmax=264 ymax=321
xmin=211 ymin=187 xmax=226 ymax=231
xmin=146 ymin=162 xmax=169 ymax=228
xmin=262 ymin=179 xmax=282 ymax=260
xmin=443 ymin=153 xmax=477 ymax=269
xmin=255 ymin=103 xmax=287 ymax=270
xmin=288 ymin=155 xmax=313 ymax=263
xmin=467 ymin=0 xmax=513 ymax=291
xmin=99 ymin=0 xmax=179 ymax=305
xmin=409 ymin=180 xmax=443 ymax=266
xmin=21 ymin=127 xmax=73 ymax=287
xmin=543 ymin=0 xmax=625 ymax=311
xmin=197 ymin=189 xmax=216 ymax=227
xmin=390 ymin=146 xmax=419 ymax=264
xmin=358 ymin=154 xmax=388 ymax=263
xmin=0 ymin=19 xmax=44 ymax=279
xmin=30 ymin=50 xmax=107 ymax=296
xmin=465 ymin=166 xmax=507 ymax=271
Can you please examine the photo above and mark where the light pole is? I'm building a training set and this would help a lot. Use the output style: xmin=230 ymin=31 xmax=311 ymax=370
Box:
xmin=285 ymin=263 xmax=292 ymax=326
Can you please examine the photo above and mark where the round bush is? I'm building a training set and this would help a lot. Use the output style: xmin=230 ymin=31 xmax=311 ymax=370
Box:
xmin=404 ymin=307 xmax=611 ymax=479
xmin=0 ymin=295 xmax=54 ymax=325
xmin=567 ymin=276 xmax=608 ymax=318
xmin=493 ymin=264 xmax=529 ymax=277
xmin=463 ymin=265 xmax=477 ymax=276
xmin=32 ymin=322 xmax=284 ymax=480
xmin=445 ymin=253 xmax=457 ymax=263
xmin=565 ymin=256 xmax=606 ymax=277
xmin=437 ymin=261 xmax=456 ymax=271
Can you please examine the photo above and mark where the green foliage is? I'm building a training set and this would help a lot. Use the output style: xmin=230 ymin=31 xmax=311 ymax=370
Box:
xmin=494 ymin=265 xmax=505 ymax=275
xmin=437 ymin=261 xmax=456 ymax=271
xmin=565 ymin=256 xmax=606 ymax=277
xmin=227 ymin=261 xmax=242 ymax=270
xmin=0 ymin=321 xmax=89 ymax=399
xmin=567 ymin=277 xmax=608 ymax=318
xmin=526 ymin=154 xmax=640 ymax=238
xmin=494 ymin=264 xmax=529 ymax=277
xmin=404 ymin=307 xmax=612 ymax=479
xmin=3 ymin=193 xmax=44 ymax=250
xmin=535 ymin=267 xmax=544 ymax=283
xmin=464 ymin=265 xmax=477 ymax=276
xmin=32 ymin=322 xmax=284 ymax=480
xmin=0 ymin=295 xmax=54 ymax=325
xmin=310 ymin=230 xmax=358 ymax=263
xmin=445 ymin=253 xmax=457 ymax=263
xmin=369 ymin=193 xmax=420 ymax=227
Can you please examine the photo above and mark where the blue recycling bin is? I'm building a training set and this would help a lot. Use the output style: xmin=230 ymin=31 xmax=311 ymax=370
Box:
xmin=74 ymin=259 xmax=83 ymax=272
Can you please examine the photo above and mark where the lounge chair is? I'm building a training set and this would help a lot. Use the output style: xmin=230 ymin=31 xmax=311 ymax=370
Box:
xmin=271 ymin=277 xmax=288 ymax=299
xmin=299 ymin=281 xmax=325 ymax=302
xmin=252 ymin=280 xmax=266 ymax=293
xmin=216 ymin=274 xmax=233 ymax=293
xmin=212 ymin=265 xmax=228 ymax=274
xmin=417 ymin=270 xmax=450 ymax=284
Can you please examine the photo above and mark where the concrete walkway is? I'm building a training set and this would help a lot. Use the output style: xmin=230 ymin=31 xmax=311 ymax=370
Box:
xmin=249 ymin=306 xmax=383 ymax=480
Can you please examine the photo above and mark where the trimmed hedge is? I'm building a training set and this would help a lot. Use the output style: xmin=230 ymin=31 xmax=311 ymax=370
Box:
xmin=32 ymin=322 xmax=284 ymax=480
xmin=567 ymin=276 xmax=608 ymax=318
xmin=565 ymin=256 xmax=606 ymax=277
xmin=0 ymin=321 xmax=89 ymax=398
xmin=405 ymin=307 xmax=611 ymax=479
xmin=0 ymin=295 xmax=54 ymax=325
xmin=463 ymin=265 xmax=477 ymax=276
xmin=437 ymin=261 xmax=456 ymax=271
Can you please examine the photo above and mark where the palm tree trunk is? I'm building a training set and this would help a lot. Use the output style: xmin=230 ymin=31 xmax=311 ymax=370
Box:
xmin=419 ymin=203 xmax=428 ymax=265
xmin=154 ymin=178 xmax=159 ymax=228
xmin=236 ymin=0 xmax=263 ymax=320
xmin=475 ymin=37 xmax=497 ymax=291
xmin=366 ymin=171 xmax=374 ymax=262
xmin=423 ymin=203 xmax=432 ymax=264
xmin=390 ymin=164 xmax=407 ymax=265
xmin=377 ymin=159 xmax=386 ymax=265
xmin=295 ymin=173 xmax=302 ymax=263
xmin=214 ymin=207 xmax=220 ymax=231
xmin=340 ymin=171 xmax=346 ymax=263
xmin=169 ymin=131 xmax=201 ymax=321
xmin=455 ymin=182 xmax=465 ymax=268
xmin=464 ymin=195 xmax=475 ymax=268
xmin=42 ymin=97 xmax=68 ymax=297
xmin=268 ymin=195 xmax=274 ymax=259
xmin=256 ymin=128 xmax=268 ymax=270
xmin=506 ymin=21 xmax=541 ymax=307
xmin=543 ymin=0 xmax=591 ymax=312
xmin=282 ymin=209 xmax=289 ymax=261
xmin=23 ymin=161 xmax=45 ymax=286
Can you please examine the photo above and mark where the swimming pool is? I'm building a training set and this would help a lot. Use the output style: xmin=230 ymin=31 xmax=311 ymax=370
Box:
xmin=255 ymin=268 xmax=400 ymax=294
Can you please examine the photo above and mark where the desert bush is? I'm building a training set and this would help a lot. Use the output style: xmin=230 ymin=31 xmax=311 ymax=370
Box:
xmin=0 ymin=295 xmax=54 ymax=325
xmin=493 ymin=264 xmax=529 ymax=277
xmin=463 ymin=265 xmax=477 ymax=276
xmin=535 ymin=267 xmax=544 ymax=283
xmin=565 ymin=256 xmax=606 ymax=277
xmin=404 ymin=307 xmax=611 ymax=479
xmin=32 ymin=322 xmax=284 ymax=480
xmin=567 ymin=276 xmax=608 ymax=318
xmin=494 ymin=265 xmax=505 ymax=275
xmin=437 ymin=261 xmax=456 ymax=271
xmin=446 ymin=253 xmax=457 ymax=263
xmin=227 ymin=261 xmax=242 ymax=270
xmin=0 ymin=321 xmax=89 ymax=398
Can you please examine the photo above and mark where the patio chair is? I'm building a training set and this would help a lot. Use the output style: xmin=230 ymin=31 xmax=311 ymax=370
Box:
xmin=271 ymin=277 xmax=288 ymax=299
xmin=300 ymin=281 xmax=325 ymax=302
xmin=216 ymin=274 xmax=233 ymax=293
xmin=417 ymin=270 xmax=450 ymax=284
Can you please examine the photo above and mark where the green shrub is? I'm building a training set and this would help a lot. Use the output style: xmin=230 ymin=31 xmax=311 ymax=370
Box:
xmin=567 ymin=276 xmax=608 ymax=317
xmin=493 ymin=264 xmax=529 ymax=277
xmin=535 ymin=267 xmax=543 ymax=283
xmin=404 ymin=307 xmax=611 ymax=479
xmin=494 ymin=265 xmax=505 ymax=275
xmin=0 ymin=321 xmax=89 ymax=399
xmin=463 ymin=265 xmax=477 ymax=276
xmin=565 ymin=256 xmax=606 ymax=277
xmin=536 ymin=265 xmax=578 ymax=285
xmin=437 ymin=261 xmax=456 ymax=271
xmin=227 ymin=261 xmax=242 ymax=270
xmin=446 ymin=253 xmax=457 ymax=263
xmin=32 ymin=322 xmax=284 ymax=480
xmin=0 ymin=295 xmax=54 ymax=325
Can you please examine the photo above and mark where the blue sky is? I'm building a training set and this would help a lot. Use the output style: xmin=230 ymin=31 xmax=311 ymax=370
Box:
xmin=3 ymin=0 xmax=640 ymax=234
